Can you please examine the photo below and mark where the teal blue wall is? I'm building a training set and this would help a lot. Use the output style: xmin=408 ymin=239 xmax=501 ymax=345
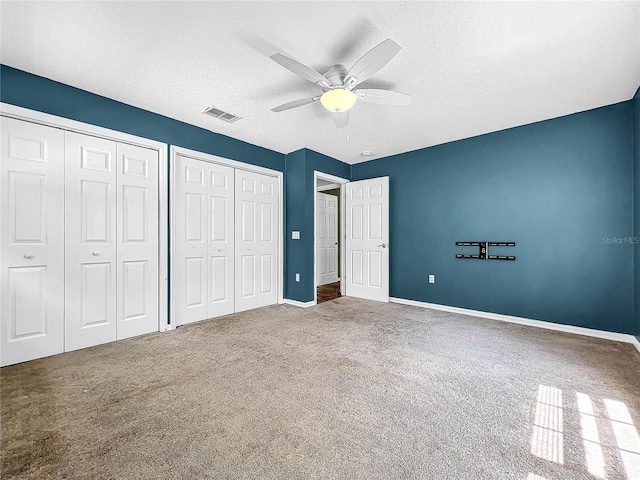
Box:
xmin=284 ymin=149 xmax=308 ymax=301
xmin=0 ymin=65 xmax=285 ymax=171
xmin=634 ymin=88 xmax=640 ymax=340
xmin=3 ymin=65 xmax=636 ymax=335
xmin=284 ymin=149 xmax=350 ymax=302
xmin=0 ymin=66 xmax=351 ymax=307
xmin=352 ymin=102 xmax=635 ymax=334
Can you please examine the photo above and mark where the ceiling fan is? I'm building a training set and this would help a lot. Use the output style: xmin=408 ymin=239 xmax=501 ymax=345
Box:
xmin=270 ymin=38 xmax=412 ymax=128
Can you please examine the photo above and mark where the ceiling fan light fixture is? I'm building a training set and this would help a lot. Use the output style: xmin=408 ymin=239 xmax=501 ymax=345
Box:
xmin=320 ymin=88 xmax=357 ymax=113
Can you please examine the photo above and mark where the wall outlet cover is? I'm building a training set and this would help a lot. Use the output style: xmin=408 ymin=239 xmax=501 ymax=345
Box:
xmin=292 ymin=231 xmax=300 ymax=240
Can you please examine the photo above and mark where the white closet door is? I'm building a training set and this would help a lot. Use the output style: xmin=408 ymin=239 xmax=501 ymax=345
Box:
xmin=0 ymin=117 xmax=65 ymax=366
xmin=65 ymin=132 xmax=118 ymax=351
xmin=345 ymin=177 xmax=389 ymax=302
xmin=235 ymin=169 xmax=278 ymax=312
xmin=317 ymin=192 xmax=339 ymax=286
xmin=116 ymin=143 xmax=159 ymax=339
xmin=174 ymin=155 xmax=235 ymax=325
xmin=206 ymin=162 xmax=235 ymax=319
xmin=174 ymin=155 xmax=208 ymax=325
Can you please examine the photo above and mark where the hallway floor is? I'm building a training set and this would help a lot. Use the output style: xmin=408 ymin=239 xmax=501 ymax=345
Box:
xmin=316 ymin=281 xmax=341 ymax=304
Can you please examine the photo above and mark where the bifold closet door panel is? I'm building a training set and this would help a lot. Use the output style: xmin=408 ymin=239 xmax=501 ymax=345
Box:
xmin=64 ymin=132 xmax=118 ymax=352
xmin=235 ymin=169 xmax=279 ymax=313
xmin=174 ymin=155 xmax=208 ymax=325
xmin=174 ymin=155 xmax=235 ymax=325
xmin=206 ymin=161 xmax=235 ymax=319
xmin=116 ymin=143 xmax=159 ymax=340
xmin=0 ymin=117 xmax=65 ymax=366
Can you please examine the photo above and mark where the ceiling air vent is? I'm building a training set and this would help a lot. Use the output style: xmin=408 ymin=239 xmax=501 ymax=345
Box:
xmin=202 ymin=105 xmax=242 ymax=124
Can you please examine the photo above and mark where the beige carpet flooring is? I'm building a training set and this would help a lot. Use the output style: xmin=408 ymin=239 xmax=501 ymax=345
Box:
xmin=1 ymin=297 xmax=639 ymax=479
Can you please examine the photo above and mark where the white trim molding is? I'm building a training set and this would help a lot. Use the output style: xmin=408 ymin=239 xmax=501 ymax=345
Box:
xmin=317 ymin=183 xmax=341 ymax=192
xmin=283 ymin=299 xmax=316 ymax=308
xmin=390 ymin=297 xmax=639 ymax=347
xmin=1 ymin=103 xmax=166 ymax=151
xmin=1 ymin=102 xmax=170 ymax=334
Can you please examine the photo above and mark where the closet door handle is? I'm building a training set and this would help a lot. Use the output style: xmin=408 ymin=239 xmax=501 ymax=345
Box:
xmin=217 ymin=248 xmax=222 ymax=252
xmin=23 ymin=254 xmax=34 ymax=260
xmin=377 ymin=243 xmax=387 ymax=248
xmin=247 ymin=248 xmax=252 ymax=251
xmin=92 ymin=251 xmax=100 ymax=256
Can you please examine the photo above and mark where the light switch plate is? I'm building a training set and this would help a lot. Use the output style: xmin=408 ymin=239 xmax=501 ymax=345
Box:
xmin=292 ymin=231 xmax=300 ymax=240
xmin=295 ymin=273 xmax=300 ymax=282
xmin=429 ymin=275 xmax=435 ymax=284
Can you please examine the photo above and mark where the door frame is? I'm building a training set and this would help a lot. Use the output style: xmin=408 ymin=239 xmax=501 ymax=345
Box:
xmin=0 ymin=102 xmax=170 ymax=334
xmin=169 ymin=145 xmax=284 ymax=328
xmin=313 ymin=171 xmax=349 ymax=305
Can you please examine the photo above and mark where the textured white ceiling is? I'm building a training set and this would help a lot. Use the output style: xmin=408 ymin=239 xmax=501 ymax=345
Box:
xmin=1 ymin=1 xmax=639 ymax=164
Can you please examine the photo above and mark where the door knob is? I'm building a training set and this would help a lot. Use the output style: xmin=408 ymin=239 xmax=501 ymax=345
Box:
xmin=247 ymin=248 xmax=252 ymax=251
xmin=377 ymin=243 xmax=387 ymax=248
xmin=92 ymin=251 xmax=100 ymax=256
xmin=23 ymin=254 xmax=33 ymax=259
xmin=334 ymin=242 xmax=338 ymax=245
xmin=217 ymin=248 xmax=222 ymax=252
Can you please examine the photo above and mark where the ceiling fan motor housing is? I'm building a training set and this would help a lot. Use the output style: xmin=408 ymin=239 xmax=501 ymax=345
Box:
xmin=324 ymin=64 xmax=348 ymax=87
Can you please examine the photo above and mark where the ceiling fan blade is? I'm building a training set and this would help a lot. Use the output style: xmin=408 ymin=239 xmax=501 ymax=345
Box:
xmin=271 ymin=97 xmax=319 ymax=112
xmin=271 ymin=53 xmax=330 ymax=87
xmin=355 ymin=89 xmax=412 ymax=106
xmin=333 ymin=111 xmax=349 ymax=129
xmin=344 ymin=38 xmax=401 ymax=88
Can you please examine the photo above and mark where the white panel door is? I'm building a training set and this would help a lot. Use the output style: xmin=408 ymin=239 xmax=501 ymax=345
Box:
xmin=0 ymin=117 xmax=65 ymax=366
xmin=174 ymin=155 xmax=208 ymax=325
xmin=116 ymin=143 xmax=159 ymax=339
xmin=235 ymin=169 xmax=278 ymax=312
xmin=65 ymin=132 xmax=118 ymax=351
xmin=345 ymin=177 xmax=389 ymax=302
xmin=174 ymin=155 xmax=235 ymax=325
xmin=316 ymin=192 xmax=339 ymax=286
xmin=206 ymin=162 xmax=235 ymax=319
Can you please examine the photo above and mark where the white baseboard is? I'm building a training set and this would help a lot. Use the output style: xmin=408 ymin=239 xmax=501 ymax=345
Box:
xmin=390 ymin=297 xmax=637 ymax=346
xmin=283 ymin=299 xmax=316 ymax=308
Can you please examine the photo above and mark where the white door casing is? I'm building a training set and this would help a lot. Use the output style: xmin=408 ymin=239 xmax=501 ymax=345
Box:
xmin=0 ymin=117 xmax=65 ymax=366
xmin=345 ymin=177 xmax=389 ymax=302
xmin=316 ymin=192 xmax=339 ymax=286
xmin=116 ymin=143 xmax=159 ymax=339
xmin=174 ymin=154 xmax=235 ymax=325
xmin=235 ymin=169 xmax=279 ymax=312
xmin=64 ymin=132 xmax=118 ymax=351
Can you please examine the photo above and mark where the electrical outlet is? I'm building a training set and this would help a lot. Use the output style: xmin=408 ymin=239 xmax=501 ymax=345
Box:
xmin=295 ymin=273 xmax=300 ymax=282
xmin=429 ymin=274 xmax=435 ymax=284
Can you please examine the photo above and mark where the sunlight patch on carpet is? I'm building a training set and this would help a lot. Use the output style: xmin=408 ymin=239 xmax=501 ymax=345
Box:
xmin=605 ymin=398 xmax=640 ymax=479
xmin=576 ymin=392 xmax=606 ymax=478
xmin=531 ymin=385 xmax=563 ymax=464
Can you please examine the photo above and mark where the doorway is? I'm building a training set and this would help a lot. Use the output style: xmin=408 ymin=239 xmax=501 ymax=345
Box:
xmin=314 ymin=171 xmax=348 ymax=304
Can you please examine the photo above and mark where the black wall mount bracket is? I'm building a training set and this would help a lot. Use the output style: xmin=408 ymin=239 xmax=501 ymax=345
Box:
xmin=455 ymin=242 xmax=516 ymax=261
